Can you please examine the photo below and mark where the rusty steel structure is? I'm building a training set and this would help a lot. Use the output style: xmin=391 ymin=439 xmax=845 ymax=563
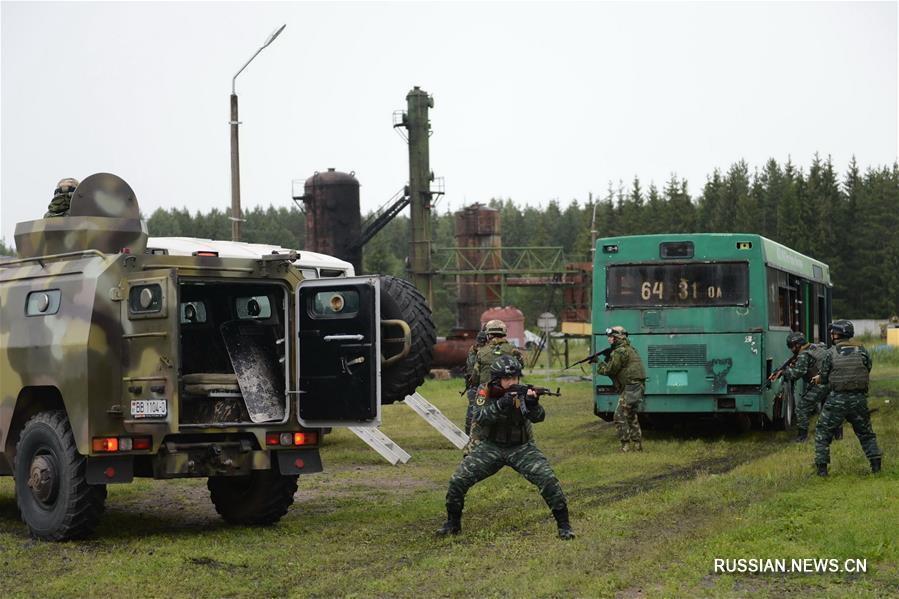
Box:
xmin=561 ymin=262 xmax=592 ymax=323
xmin=434 ymin=204 xmax=593 ymax=329
xmin=453 ymin=203 xmax=502 ymax=332
xmin=402 ymin=87 xmax=436 ymax=307
xmin=299 ymin=169 xmax=362 ymax=273
xmin=430 ymin=203 xmax=592 ymax=369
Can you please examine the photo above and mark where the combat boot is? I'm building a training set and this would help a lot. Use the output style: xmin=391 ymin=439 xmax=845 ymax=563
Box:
xmin=552 ymin=508 xmax=576 ymax=541
xmin=815 ymin=463 xmax=828 ymax=477
xmin=436 ymin=510 xmax=462 ymax=536
xmin=794 ymin=429 xmax=808 ymax=442
xmin=870 ymin=458 xmax=881 ymax=474
xmin=632 ymin=440 xmax=643 ymax=452
xmin=619 ymin=441 xmax=630 ymax=453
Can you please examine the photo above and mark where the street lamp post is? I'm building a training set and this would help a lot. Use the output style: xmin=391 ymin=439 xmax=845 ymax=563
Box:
xmin=230 ymin=24 xmax=286 ymax=241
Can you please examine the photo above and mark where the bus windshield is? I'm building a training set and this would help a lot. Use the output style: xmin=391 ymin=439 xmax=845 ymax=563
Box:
xmin=606 ymin=262 xmax=749 ymax=307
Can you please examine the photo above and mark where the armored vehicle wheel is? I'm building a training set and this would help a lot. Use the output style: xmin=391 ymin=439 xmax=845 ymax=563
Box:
xmin=379 ymin=275 xmax=436 ymax=405
xmin=14 ymin=411 xmax=107 ymax=541
xmin=207 ymin=469 xmax=298 ymax=525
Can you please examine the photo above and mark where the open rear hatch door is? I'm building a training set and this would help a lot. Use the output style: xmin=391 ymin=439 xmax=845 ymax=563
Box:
xmin=121 ymin=269 xmax=180 ymax=425
xmin=296 ymin=277 xmax=380 ymax=427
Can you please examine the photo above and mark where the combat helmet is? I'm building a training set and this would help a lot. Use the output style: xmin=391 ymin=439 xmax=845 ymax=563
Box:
xmin=484 ymin=319 xmax=507 ymax=337
xmin=786 ymin=331 xmax=806 ymax=348
xmin=490 ymin=355 xmax=523 ymax=380
xmin=54 ymin=178 xmax=79 ymax=194
xmin=605 ymin=325 xmax=627 ymax=338
xmin=828 ymin=320 xmax=854 ymax=339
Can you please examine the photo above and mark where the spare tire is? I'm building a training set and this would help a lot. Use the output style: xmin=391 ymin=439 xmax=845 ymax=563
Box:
xmin=380 ymin=275 xmax=436 ymax=404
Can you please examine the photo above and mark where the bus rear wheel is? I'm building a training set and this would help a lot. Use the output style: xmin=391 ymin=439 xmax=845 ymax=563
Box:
xmin=773 ymin=391 xmax=795 ymax=431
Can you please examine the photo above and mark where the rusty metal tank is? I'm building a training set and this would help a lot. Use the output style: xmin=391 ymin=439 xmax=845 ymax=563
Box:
xmin=454 ymin=203 xmax=501 ymax=332
xmin=431 ymin=336 xmax=476 ymax=370
xmin=430 ymin=203 xmax=502 ymax=370
xmin=302 ymin=169 xmax=362 ymax=273
xmin=481 ymin=306 xmax=525 ymax=348
xmin=561 ymin=261 xmax=592 ymax=323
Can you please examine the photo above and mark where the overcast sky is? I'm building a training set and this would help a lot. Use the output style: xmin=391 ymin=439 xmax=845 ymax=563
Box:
xmin=1 ymin=1 xmax=896 ymax=244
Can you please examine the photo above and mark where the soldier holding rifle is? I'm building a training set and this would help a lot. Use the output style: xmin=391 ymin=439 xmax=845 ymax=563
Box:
xmin=437 ymin=356 xmax=574 ymax=540
xmin=768 ymin=332 xmax=834 ymax=442
xmin=582 ymin=326 xmax=646 ymax=452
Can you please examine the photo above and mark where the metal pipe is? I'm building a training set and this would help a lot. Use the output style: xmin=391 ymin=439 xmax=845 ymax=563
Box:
xmin=230 ymin=93 xmax=242 ymax=240
xmin=229 ymin=24 xmax=286 ymax=242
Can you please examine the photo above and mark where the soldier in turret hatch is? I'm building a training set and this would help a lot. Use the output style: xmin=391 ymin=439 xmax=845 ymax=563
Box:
xmin=44 ymin=178 xmax=80 ymax=217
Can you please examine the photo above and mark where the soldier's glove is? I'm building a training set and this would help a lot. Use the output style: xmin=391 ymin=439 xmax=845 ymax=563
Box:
xmin=496 ymin=394 xmax=515 ymax=411
xmin=524 ymin=395 xmax=540 ymax=409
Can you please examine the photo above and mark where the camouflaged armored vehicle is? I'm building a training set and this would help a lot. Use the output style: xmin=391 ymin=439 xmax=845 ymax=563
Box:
xmin=0 ymin=173 xmax=434 ymax=540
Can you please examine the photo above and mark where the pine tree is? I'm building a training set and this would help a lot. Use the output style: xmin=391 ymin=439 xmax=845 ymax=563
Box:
xmin=727 ymin=160 xmax=757 ymax=233
xmin=664 ymin=176 xmax=695 ymax=233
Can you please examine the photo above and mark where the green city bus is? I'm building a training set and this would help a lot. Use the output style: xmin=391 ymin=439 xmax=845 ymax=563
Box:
xmin=591 ymin=234 xmax=832 ymax=429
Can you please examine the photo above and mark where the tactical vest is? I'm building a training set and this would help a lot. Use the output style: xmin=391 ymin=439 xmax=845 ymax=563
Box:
xmin=464 ymin=345 xmax=479 ymax=387
xmin=482 ymin=385 xmax=533 ymax=445
xmin=803 ymin=343 xmax=828 ymax=381
xmin=611 ymin=341 xmax=646 ymax=390
xmin=476 ymin=339 xmax=521 ymax=385
xmin=827 ymin=343 xmax=869 ymax=392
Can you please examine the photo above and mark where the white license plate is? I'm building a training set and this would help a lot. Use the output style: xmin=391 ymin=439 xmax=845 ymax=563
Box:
xmin=131 ymin=399 xmax=167 ymax=418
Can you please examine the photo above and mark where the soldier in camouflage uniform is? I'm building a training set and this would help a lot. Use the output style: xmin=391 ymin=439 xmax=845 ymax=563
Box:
xmin=437 ymin=355 xmax=574 ymax=540
xmin=768 ymin=332 xmax=830 ymax=442
xmin=44 ymin=178 xmax=79 ymax=217
xmin=463 ymin=328 xmax=488 ymax=435
xmin=811 ymin=320 xmax=882 ymax=476
xmin=466 ymin=319 xmax=524 ymax=448
xmin=472 ymin=319 xmax=524 ymax=386
xmin=592 ymin=326 xmax=646 ymax=452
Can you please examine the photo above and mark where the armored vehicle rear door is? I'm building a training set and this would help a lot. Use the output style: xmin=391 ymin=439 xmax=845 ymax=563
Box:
xmin=296 ymin=277 xmax=380 ymax=427
xmin=121 ymin=269 xmax=180 ymax=424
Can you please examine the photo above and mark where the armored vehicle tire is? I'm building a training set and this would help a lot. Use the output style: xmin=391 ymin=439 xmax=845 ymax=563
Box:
xmin=207 ymin=470 xmax=298 ymax=525
xmin=379 ymin=275 xmax=436 ymax=405
xmin=14 ymin=410 xmax=107 ymax=541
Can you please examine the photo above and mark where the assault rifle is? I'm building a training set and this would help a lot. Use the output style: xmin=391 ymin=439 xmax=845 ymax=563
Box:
xmin=766 ymin=354 xmax=798 ymax=389
xmin=507 ymin=384 xmax=561 ymax=416
xmin=565 ymin=347 xmax=613 ymax=370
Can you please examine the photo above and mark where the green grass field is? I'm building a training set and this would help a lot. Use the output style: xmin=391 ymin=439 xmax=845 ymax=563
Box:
xmin=1 ymin=367 xmax=897 ymax=598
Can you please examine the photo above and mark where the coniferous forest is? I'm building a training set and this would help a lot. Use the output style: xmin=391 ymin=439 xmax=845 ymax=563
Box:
xmin=5 ymin=155 xmax=891 ymax=334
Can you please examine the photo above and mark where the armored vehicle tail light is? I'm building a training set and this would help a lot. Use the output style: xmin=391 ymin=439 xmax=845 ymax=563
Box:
xmin=92 ymin=436 xmax=152 ymax=453
xmin=192 ymin=251 xmax=219 ymax=257
xmin=93 ymin=437 xmax=118 ymax=452
xmin=294 ymin=432 xmax=314 ymax=446
xmin=266 ymin=431 xmax=319 ymax=447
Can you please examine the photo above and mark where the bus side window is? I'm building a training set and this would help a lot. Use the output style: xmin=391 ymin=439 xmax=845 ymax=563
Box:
xmin=816 ymin=292 xmax=827 ymax=342
xmin=768 ymin=268 xmax=792 ymax=328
